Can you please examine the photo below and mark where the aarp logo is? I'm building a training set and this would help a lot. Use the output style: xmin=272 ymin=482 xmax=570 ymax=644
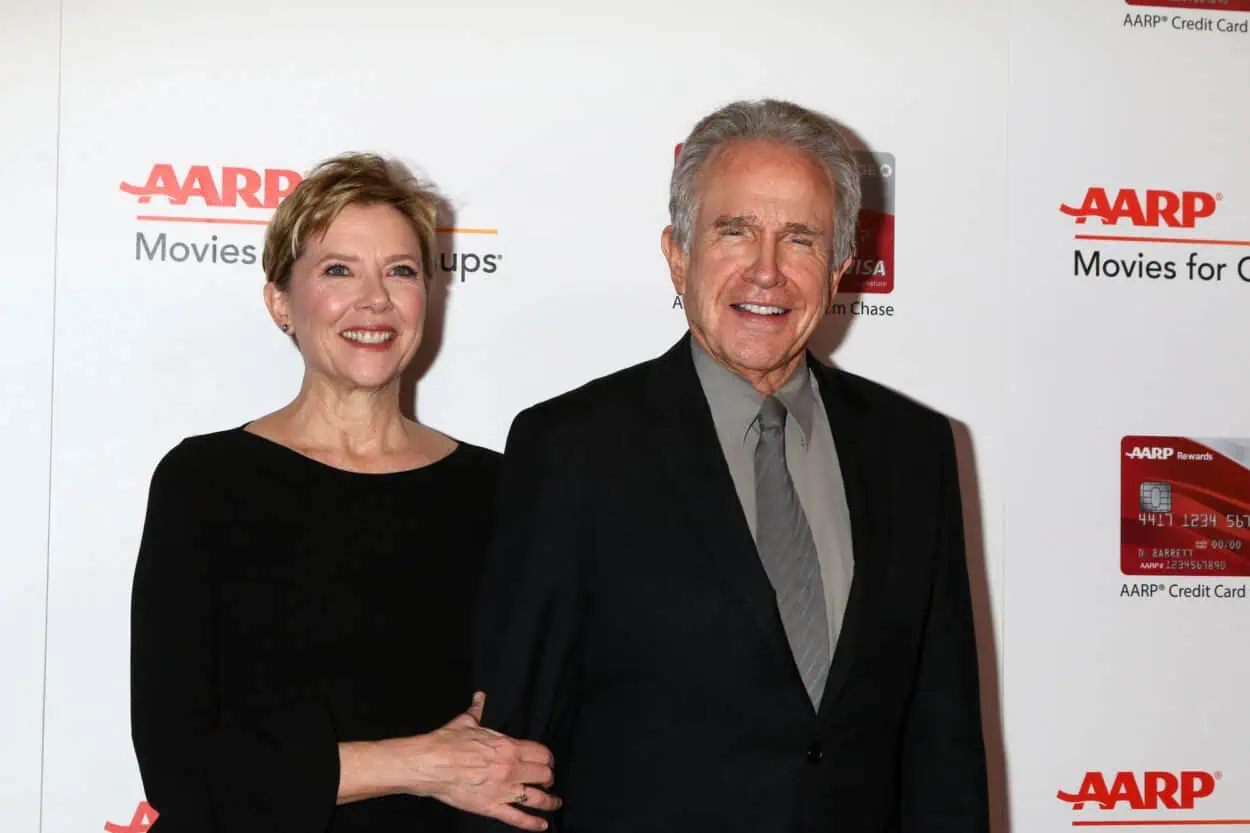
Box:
xmin=1126 ymin=446 xmax=1176 ymax=460
xmin=1057 ymin=770 xmax=1220 ymax=814
xmin=104 ymin=801 xmax=158 ymax=833
xmin=120 ymin=163 xmax=301 ymax=226
xmin=1061 ymin=187 xmax=1220 ymax=229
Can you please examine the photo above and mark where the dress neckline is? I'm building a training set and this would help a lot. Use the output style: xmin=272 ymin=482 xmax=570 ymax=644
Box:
xmin=233 ymin=424 xmax=464 ymax=478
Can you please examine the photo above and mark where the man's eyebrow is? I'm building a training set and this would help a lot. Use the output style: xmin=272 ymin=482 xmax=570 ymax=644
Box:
xmin=782 ymin=222 xmax=824 ymax=236
xmin=711 ymin=214 xmax=757 ymax=229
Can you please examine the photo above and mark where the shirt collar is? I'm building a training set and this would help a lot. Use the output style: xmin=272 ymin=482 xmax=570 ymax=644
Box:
xmin=690 ymin=338 xmax=816 ymax=447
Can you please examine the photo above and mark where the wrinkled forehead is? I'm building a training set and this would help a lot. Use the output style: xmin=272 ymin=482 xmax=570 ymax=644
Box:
xmin=694 ymin=140 xmax=837 ymax=229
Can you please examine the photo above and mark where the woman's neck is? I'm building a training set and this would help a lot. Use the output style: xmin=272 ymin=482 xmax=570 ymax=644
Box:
xmin=270 ymin=375 xmax=414 ymax=457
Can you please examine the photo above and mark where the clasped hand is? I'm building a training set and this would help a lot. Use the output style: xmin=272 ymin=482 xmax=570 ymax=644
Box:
xmin=416 ymin=692 xmax=561 ymax=831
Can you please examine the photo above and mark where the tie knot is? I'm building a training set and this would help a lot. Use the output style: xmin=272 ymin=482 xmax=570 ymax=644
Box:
xmin=757 ymin=396 xmax=787 ymax=433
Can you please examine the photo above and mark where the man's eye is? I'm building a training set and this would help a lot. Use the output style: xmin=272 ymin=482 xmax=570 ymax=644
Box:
xmin=791 ymin=237 xmax=814 ymax=247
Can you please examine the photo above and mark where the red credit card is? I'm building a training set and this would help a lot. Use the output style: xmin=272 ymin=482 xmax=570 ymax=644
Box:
xmin=840 ymin=152 xmax=895 ymax=295
xmin=1121 ymin=436 xmax=1250 ymax=575
xmin=1126 ymin=0 xmax=1250 ymax=10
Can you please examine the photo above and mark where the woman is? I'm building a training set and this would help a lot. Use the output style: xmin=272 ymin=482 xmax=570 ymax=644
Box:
xmin=130 ymin=153 xmax=558 ymax=832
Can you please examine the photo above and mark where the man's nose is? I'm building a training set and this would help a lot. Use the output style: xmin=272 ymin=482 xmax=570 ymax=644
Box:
xmin=744 ymin=236 xmax=782 ymax=287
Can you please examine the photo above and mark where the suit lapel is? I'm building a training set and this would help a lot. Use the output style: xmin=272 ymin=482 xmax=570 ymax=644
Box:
xmin=810 ymin=357 xmax=893 ymax=723
xmin=644 ymin=336 xmax=806 ymax=696
xmin=642 ymin=337 xmax=893 ymax=720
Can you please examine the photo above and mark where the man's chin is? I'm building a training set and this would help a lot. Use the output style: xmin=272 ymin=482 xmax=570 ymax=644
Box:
xmin=721 ymin=345 xmax=805 ymax=380
xmin=728 ymin=331 xmax=800 ymax=359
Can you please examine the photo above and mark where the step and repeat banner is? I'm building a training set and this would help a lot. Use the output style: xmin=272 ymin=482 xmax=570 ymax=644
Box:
xmin=27 ymin=0 xmax=1012 ymax=829
xmin=2 ymin=0 xmax=1245 ymax=831
xmin=1005 ymin=0 xmax=1250 ymax=829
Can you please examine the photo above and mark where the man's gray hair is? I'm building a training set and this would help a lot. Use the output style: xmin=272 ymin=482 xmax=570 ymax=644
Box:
xmin=668 ymin=99 xmax=862 ymax=268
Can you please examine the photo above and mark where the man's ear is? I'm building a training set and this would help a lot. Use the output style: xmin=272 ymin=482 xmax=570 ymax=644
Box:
xmin=827 ymin=253 xmax=853 ymax=312
xmin=661 ymin=226 xmax=689 ymax=296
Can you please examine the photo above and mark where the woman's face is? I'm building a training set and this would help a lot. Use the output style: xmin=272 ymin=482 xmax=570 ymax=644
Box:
xmin=267 ymin=202 xmax=428 ymax=395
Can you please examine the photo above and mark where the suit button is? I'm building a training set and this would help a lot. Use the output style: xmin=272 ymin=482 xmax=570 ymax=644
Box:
xmin=807 ymin=744 xmax=823 ymax=763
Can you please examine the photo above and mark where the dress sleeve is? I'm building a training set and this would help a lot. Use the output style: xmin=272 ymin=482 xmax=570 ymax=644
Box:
xmin=130 ymin=443 xmax=341 ymax=833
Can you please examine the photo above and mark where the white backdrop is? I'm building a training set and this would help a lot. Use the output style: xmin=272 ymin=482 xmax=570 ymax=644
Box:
xmin=1005 ymin=0 xmax=1250 ymax=827
xmin=0 ymin=2 xmax=60 ymax=832
xmin=15 ymin=0 xmax=1248 ymax=831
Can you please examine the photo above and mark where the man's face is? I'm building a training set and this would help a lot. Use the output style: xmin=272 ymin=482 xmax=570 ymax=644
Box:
xmin=663 ymin=139 xmax=850 ymax=393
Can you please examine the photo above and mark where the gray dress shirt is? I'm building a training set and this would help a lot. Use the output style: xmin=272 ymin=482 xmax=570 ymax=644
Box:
xmin=691 ymin=340 xmax=855 ymax=652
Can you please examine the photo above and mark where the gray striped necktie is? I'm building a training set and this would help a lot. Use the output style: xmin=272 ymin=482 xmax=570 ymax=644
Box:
xmin=754 ymin=395 xmax=830 ymax=708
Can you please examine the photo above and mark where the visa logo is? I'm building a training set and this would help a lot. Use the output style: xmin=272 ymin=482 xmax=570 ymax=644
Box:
xmin=1126 ymin=447 xmax=1175 ymax=460
xmin=1057 ymin=771 xmax=1217 ymax=811
xmin=1060 ymin=187 xmax=1218 ymax=228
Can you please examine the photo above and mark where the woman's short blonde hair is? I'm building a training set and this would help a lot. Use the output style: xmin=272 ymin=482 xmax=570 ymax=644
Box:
xmin=263 ymin=152 xmax=441 ymax=290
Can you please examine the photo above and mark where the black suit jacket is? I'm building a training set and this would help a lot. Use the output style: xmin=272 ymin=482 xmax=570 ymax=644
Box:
xmin=468 ymin=335 xmax=989 ymax=833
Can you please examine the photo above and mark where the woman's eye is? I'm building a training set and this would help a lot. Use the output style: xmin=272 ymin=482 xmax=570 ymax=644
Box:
xmin=391 ymin=264 xmax=419 ymax=278
xmin=324 ymin=263 xmax=350 ymax=277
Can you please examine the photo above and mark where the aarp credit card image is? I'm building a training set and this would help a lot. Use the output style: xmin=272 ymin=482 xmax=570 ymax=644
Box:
xmin=1121 ymin=436 xmax=1250 ymax=576
xmin=1126 ymin=0 xmax=1250 ymax=11
xmin=839 ymin=152 xmax=894 ymax=295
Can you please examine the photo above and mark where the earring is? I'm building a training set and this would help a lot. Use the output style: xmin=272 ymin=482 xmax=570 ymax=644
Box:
xmin=281 ymin=323 xmax=291 ymax=334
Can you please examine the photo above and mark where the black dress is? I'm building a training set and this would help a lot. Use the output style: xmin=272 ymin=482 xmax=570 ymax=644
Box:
xmin=130 ymin=427 xmax=501 ymax=833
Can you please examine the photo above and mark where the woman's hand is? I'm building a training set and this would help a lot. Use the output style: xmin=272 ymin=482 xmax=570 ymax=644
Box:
xmin=406 ymin=692 xmax=561 ymax=831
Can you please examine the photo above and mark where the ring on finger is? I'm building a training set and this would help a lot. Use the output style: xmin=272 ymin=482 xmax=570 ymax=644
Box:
xmin=516 ymin=784 xmax=528 ymax=805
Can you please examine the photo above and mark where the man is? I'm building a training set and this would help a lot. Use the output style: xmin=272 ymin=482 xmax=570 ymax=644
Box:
xmin=469 ymin=99 xmax=989 ymax=833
